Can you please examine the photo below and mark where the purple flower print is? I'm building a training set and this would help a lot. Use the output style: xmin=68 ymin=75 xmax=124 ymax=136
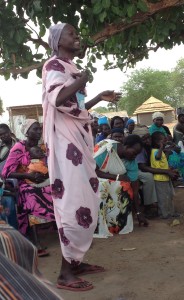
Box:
xmin=83 ymin=124 xmax=89 ymax=132
xmin=76 ymin=207 xmax=93 ymax=229
xmin=46 ymin=60 xmax=65 ymax=72
xmin=59 ymin=228 xmax=70 ymax=246
xmin=89 ymin=178 xmax=99 ymax=193
xmin=66 ymin=143 xmax=83 ymax=166
xmin=58 ymin=57 xmax=71 ymax=64
xmin=64 ymin=96 xmax=77 ymax=107
xmin=51 ymin=179 xmax=65 ymax=199
xmin=69 ymin=108 xmax=81 ymax=117
xmin=64 ymin=100 xmax=73 ymax=108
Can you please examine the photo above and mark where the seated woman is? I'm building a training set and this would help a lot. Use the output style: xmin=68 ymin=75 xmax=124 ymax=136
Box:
xmin=0 ymin=123 xmax=17 ymax=173
xmin=173 ymin=113 xmax=184 ymax=144
xmin=0 ymin=124 xmax=18 ymax=228
xmin=93 ymin=133 xmax=148 ymax=236
xmin=149 ymin=112 xmax=172 ymax=139
xmin=2 ymin=119 xmax=55 ymax=255
xmin=0 ymin=224 xmax=62 ymax=300
xmin=124 ymin=119 xmax=135 ymax=137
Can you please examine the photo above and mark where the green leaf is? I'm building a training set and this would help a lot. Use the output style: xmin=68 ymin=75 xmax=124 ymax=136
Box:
xmin=39 ymin=24 xmax=46 ymax=37
xmin=21 ymin=72 xmax=28 ymax=79
xmin=99 ymin=11 xmax=107 ymax=22
xmin=33 ymin=0 xmax=42 ymax=12
xmin=81 ymin=28 xmax=87 ymax=35
xmin=15 ymin=30 xmax=23 ymax=44
xmin=102 ymin=0 xmax=110 ymax=9
xmin=4 ymin=73 xmax=10 ymax=80
xmin=96 ymin=52 xmax=102 ymax=59
xmin=111 ymin=6 xmax=122 ymax=16
xmin=34 ymin=54 xmax=43 ymax=59
xmin=90 ymin=55 xmax=96 ymax=63
xmin=137 ymin=0 xmax=148 ymax=12
xmin=127 ymin=4 xmax=137 ymax=18
xmin=93 ymin=1 xmax=103 ymax=14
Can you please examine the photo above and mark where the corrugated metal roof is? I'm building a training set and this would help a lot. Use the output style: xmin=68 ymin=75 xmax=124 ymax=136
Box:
xmin=100 ymin=111 xmax=128 ymax=118
xmin=133 ymin=96 xmax=174 ymax=115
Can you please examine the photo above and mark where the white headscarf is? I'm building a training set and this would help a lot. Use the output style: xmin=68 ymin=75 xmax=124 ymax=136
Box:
xmin=48 ymin=23 xmax=67 ymax=56
xmin=152 ymin=112 xmax=164 ymax=120
xmin=21 ymin=119 xmax=38 ymax=136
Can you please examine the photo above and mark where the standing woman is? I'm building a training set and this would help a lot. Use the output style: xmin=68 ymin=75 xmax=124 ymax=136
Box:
xmin=42 ymin=23 xmax=120 ymax=291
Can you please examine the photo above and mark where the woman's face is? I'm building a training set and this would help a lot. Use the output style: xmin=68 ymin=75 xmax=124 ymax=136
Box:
xmin=102 ymin=124 xmax=110 ymax=137
xmin=142 ymin=134 xmax=151 ymax=146
xmin=111 ymin=132 xmax=124 ymax=143
xmin=128 ymin=123 xmax=135 ymax=133
xmin=178 ymin=114 xmax=184 ymax=124
xmin=0 ymin=128 xmax=11 ymax=144
xmin=154 ymin=117 xmax=163 ymax=127
xmin=113 ymin=118 xmax=124 ymax=128
xmin=27 ymin=122 xmax=42 ymax=141
xmin=124 ymin=143 xmax=142 ymax=160
xmin=58 ymin=24 xmax=80 ymax=53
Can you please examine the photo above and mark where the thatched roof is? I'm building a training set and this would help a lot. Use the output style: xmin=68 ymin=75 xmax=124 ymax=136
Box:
xmin=133 ymin=96 xmax=174 ymax=115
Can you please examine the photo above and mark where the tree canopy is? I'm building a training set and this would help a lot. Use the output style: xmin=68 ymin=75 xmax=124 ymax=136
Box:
xmin=118 ymin=58 xmax=184 ymax=115
xmin=0 ymin=97 xmax=4 ymax=116
xmin=0 ymin=0 xmax=184 ymax=79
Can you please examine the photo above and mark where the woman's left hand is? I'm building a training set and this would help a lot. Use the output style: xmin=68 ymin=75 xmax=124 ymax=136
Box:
xmin=99 ymin=90 xmax=122 ymax=102
xmin=137 ymin=212 xmax=149 ymax=227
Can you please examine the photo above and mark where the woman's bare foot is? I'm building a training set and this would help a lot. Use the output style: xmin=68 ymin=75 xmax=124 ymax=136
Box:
xmin=57 ymin=258 xmax=93 ymax=291
xmin=72 ymin=262 xmax=105 ymax=275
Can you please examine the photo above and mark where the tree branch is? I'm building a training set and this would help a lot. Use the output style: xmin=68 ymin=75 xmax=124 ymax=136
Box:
xmin=91 ymin=0 xmax=184 ymax=44
xmin=106 ymin=44 xmax=161 ymax=70
xmin=29 ymin=37 xmax=50 ymax=50
xmin=0 ymin=61 xmax=45 ymax=76
xmin=0 ymin=0 xmax=183 ymax=76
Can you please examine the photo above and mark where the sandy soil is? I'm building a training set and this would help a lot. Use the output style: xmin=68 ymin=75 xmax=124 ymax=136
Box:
xmin=38 ymin=188 xmax=184 ymax=300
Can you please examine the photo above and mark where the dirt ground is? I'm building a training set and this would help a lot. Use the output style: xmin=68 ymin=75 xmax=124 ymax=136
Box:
xmin=39 ymin=188 xmax=184 ymax=300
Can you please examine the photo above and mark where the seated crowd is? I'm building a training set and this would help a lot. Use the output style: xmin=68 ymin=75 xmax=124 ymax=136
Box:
xmin=0 ymin=111 xmax=183 ymax=253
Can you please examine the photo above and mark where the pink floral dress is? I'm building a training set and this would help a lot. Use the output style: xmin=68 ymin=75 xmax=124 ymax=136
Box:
xmin=42 ymin=56 xmax=99 ymax=264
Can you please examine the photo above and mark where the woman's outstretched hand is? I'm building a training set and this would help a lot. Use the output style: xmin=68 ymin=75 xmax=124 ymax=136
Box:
xmin=99 ymin=90 xmax=122 ymax=103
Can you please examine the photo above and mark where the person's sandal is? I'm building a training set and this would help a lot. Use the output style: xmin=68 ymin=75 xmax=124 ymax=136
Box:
xmin=37 ymin=249 xmax=49 ymax=257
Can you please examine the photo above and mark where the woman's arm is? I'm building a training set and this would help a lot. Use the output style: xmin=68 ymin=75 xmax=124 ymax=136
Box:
xmin=96 ymin=167 xmax=130 ymax=182
xmin=8 ymin=172 xmax=48 ymax=183
xmin=131 ymin=180 xmax=149 ymax=226
xmin=7 ymin=172 xmax=30 ymax=180
xmin=96 ymin=169 xmax=116 ymax=180
xmin=155 ymin=146 xmax=163 ymax=160
xmin=56 ymin=71 xmax=89 ymax=107
xmin=85 ymin=91 xmax=121 ymax=111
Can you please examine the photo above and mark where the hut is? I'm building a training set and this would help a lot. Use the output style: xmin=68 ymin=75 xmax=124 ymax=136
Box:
xmin=101 ymin=110 xmax=128 ymax=119
xmin=133 ymin=96 xmax=175 ymax=126
xmin=7 ymin=104 xmax=43 ymax=140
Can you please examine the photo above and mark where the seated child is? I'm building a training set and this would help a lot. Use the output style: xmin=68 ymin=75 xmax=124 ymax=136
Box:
xmin=151 ymin=132 xmax=178 ymax=218
xmin=26 ymin=146 xmax=50 ymax=188
xmin=164 ymin=141 xmax=184 ymax=181
xmin=0 ymin=178 xmax=17 ymax=227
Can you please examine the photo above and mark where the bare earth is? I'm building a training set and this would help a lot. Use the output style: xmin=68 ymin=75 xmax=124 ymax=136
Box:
xmin=39 ymin=189 xmax=184 ymax=300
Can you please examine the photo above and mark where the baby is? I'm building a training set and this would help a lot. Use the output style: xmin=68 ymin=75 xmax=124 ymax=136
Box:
xmin=26 ymin=146 xmax=50 ymax=188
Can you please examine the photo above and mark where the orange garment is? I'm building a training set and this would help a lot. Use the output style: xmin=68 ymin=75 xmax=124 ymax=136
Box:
xmin=26 ymin=159 xmax=48 ymax=184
